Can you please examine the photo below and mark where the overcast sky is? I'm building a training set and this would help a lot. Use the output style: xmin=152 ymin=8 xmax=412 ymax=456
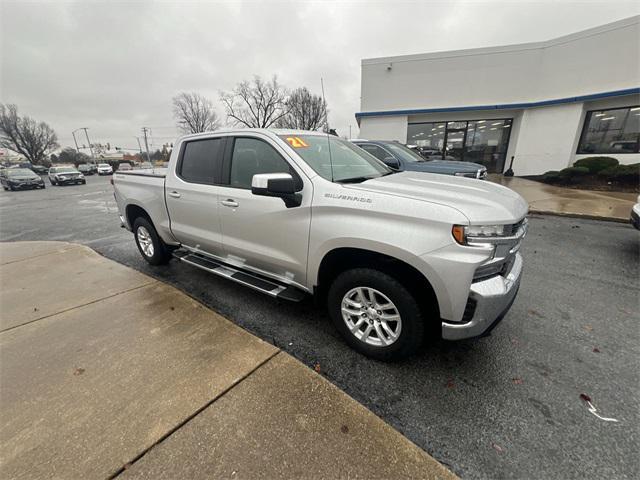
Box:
xmin=1 ymin=0 xmax=638 ymax=153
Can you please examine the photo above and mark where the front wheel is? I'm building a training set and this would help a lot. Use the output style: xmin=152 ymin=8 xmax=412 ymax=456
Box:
xmin=327 ymin=268 xmax=425 ymax=361
xmin=133 ymin=217 xmax=171 ymax=265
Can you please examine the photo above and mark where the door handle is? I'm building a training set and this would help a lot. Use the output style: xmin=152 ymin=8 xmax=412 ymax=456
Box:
xmin=221 ymin=199 xmax=239 ymax=208
xmin=168 ymin=191 xmax=181 ymax=198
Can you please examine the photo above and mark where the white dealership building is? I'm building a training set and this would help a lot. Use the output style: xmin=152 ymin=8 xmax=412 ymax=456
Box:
xmin=357 ymin=16 xmax=640 ymax=175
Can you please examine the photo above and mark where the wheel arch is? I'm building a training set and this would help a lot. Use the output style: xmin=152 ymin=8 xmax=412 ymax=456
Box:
xmin=315 ymin=246 xmax=442 ymax=323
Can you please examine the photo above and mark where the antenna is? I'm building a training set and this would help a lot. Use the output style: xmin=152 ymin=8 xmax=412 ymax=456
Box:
xmin=320 ymin=77 xmax=334 ymax=182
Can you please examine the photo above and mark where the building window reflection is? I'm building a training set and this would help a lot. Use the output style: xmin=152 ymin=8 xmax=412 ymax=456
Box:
xmin=578 ymin=106 xmax=640 ymax=154
xmin=407 ymin=118 xmax=513 ymax=172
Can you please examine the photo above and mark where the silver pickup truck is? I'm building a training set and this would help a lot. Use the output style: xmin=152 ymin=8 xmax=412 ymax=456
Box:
xmin=113 ymin=129 xmax=528 ymax=360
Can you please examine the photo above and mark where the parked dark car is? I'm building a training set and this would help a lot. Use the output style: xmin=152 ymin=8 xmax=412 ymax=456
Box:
xmin=78 ymin=164 xmax=95 ymax=175
xmin=48 ymin=166 xmax=86 ymax=186
xmin=1 ymin=168 xmax=45 ymax=190
xmin=353 ymin=140 xmax=487 ymax=179
xmin=31 ymin=164 xmax=49 ymax=174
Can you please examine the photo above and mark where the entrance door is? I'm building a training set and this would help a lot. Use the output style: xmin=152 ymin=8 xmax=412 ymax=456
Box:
xmin=444 ymin=122 xmax=467 ymax=161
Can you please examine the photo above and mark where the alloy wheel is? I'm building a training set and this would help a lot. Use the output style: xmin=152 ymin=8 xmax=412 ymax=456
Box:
xmin=136 ymin=226 xmax=154 ymax=258
xmin=341 ymin=287 xmax=402 ymax=347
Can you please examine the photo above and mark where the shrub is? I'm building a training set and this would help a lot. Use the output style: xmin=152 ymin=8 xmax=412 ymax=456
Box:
xmin=559 ymin=166 xmax=590 ymax=177
xmin=541 ymin=170 xmax=562 ymax=181
xmin=573 ymin=156 xmax=618 ymax=173
xmin=597 ymin=163 xmax=640 ymax=183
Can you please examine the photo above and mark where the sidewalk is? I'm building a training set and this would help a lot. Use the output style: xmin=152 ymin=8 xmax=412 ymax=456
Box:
xmin=489 ymin=175 xmax=637 ymax=222
xmin=0 ymin=241 xmax=456 ymax=480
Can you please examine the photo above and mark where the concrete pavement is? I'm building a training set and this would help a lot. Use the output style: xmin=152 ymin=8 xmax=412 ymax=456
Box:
xmin=0 ymin=241 xmax=455 ymax=480
xmin=489 ymin=175 xmax=637 ymax=221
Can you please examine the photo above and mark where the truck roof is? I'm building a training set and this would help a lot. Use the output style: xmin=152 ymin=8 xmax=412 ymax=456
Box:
xmin=177 ymin=128 xmax=330 ymax=143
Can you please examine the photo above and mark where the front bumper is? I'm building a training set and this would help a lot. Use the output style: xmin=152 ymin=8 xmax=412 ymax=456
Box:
xmin=8 ymin=181 xmax=44 ymax=189
xmin=441 ymin=252 xmax=523 ymax=340
xmin=56 ymin=177 xmax=84 ymax=184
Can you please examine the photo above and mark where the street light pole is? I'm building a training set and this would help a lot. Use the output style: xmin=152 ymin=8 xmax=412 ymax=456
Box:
xmin=81 ymin=128 xmax=95 ymax=164
xmin=71 ymin=129 xmax=81 ymax=152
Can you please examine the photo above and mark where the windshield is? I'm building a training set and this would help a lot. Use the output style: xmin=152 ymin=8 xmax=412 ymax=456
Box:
xmin=381 ymin=142 xmax=425 ymax=163
xmin=8 ymin=169 xmax=35 ymax=176
xmin=278 ymin=134 xmax=390 ymax=182
xmin=98 ymin=164 xmax=109 ymax=167
xmin=54 ymin=167 xmax=77 ymax=173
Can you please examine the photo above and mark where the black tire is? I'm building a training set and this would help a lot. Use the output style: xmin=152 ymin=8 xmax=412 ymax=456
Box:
xmin=327 ymin=268 xmax=424 ymax=361
xmin=50 ymin=179 xmax=56 ymax=186
xmin=9 ymin=185 xmax=15 ymax=191
xmin=132 ymin=217 xmax=171 ymax=265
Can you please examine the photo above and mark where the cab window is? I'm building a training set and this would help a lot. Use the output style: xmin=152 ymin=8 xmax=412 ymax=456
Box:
xmin=359 ymin=144 xmax=391 ymax=162
xmin=229 ymin=137 xmax=293 ymax=189
xmin=178 ymin=137 xmax=223 ymax=184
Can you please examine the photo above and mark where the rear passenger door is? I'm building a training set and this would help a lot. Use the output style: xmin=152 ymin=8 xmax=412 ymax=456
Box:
xmin=165 ymin=136 xmax=225 ymax=257
xmin=217 ymin=135 xmax=312 ymax=286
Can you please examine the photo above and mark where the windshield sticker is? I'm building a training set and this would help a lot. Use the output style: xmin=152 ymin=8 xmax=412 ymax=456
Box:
xmin=285 ymin=137 xmax=309 ymax=148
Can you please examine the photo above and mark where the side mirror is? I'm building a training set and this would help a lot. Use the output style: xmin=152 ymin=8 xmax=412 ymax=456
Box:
xmin=383 ymin=156 xmax=400 ymax=169
xmin=251 ymin=173 xmax=302 ymax=208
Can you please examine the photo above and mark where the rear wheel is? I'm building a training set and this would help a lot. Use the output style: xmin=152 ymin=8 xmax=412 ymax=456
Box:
xmin=327 ymin=268 xmax=424 ymax=361
xmin=133 ymin=217 xmax=171 ymax=265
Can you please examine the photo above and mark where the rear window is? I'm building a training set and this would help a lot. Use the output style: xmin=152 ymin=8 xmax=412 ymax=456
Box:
xmin=179 ymin=138 xmax=223 ymax=184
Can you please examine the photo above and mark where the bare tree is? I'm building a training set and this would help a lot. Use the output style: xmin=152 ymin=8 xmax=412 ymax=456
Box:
xmin=172 ymin=92 xmax=220 ymax=134
xmin=0 ymin=104 xmax=58 ymax=165
xmin=276 ymin=87 xmax=328 ymax=131
xmin=220 ymin=76 xmax=289 ymax=128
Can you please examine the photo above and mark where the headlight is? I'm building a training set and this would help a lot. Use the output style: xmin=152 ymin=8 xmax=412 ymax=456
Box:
xmin=452 ymin=224 xmax=509 ymax=245
xmin=79 ymin=173 xmax=84 ymax=178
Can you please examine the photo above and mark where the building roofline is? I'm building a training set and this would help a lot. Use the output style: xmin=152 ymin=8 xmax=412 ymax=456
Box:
xmin=362 ymin=15 xmax=639 ymax=65
xmin=355 ymin=87 xmax=640 ymax=119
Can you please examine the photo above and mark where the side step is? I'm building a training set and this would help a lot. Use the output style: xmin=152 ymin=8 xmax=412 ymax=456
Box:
xmin=173 ymin=250 xmax=307 ymax=302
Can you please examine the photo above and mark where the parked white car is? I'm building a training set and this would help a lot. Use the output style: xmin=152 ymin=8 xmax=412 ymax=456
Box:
xmin=97 ymin=163 xmax=113 ymax=175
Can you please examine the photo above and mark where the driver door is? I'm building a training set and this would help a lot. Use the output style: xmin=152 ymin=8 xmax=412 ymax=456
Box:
xmin=217 ymin=136 xmax=312 ymax=286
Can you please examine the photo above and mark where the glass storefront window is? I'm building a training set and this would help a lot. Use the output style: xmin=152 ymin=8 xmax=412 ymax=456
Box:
xmin=407 ymin=118 xmax=513 ymax=172
xmin=577 ymin=106 xmax=640 ymax=154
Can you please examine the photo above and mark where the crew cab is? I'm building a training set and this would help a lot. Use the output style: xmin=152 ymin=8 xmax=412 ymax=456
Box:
xmin=113 ymin=129 xmax=528 ymax=360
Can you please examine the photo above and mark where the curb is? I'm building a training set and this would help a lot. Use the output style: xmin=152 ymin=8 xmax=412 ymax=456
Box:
xmin=529 ymin=209 xmax=631 ymax=224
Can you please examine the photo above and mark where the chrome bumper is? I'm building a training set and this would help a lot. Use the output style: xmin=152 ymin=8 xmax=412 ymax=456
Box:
xmin=442 ymin=252 xmax=523 ymax=340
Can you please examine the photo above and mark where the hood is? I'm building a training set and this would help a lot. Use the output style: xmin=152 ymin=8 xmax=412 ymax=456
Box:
xmin=404 ymin=160 xmax=485 ymax=174
xmin=427 ymin=159 xmax=485 ymax=169
xmin=10 ymin=174 xmax=39 ymax=181
xmin=349 ymin=171 xmax=528 ymax=224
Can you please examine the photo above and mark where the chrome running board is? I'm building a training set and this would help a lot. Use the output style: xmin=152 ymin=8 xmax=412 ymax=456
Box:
xmin=172 ymin=250 xmax=307 ymax=302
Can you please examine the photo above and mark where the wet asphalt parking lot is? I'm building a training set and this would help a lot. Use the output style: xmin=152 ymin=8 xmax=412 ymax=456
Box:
xmin=1 ymin=174 xmax=638 ymax=479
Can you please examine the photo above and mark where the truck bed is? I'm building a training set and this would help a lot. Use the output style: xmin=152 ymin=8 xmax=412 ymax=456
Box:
xmin=113 ymin=169 xmax=173 ymax=241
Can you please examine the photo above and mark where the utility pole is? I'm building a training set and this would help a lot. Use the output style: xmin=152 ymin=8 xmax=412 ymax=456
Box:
xmin=81 ymin=128 xmax=96 ymax=165
xmin=71 ymin=129 xmax=81 ymax=152
xmin=349 ymin=125 xmax=352 ymax=139
xmin=141 ymin=127 xmax=151 ymax=162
